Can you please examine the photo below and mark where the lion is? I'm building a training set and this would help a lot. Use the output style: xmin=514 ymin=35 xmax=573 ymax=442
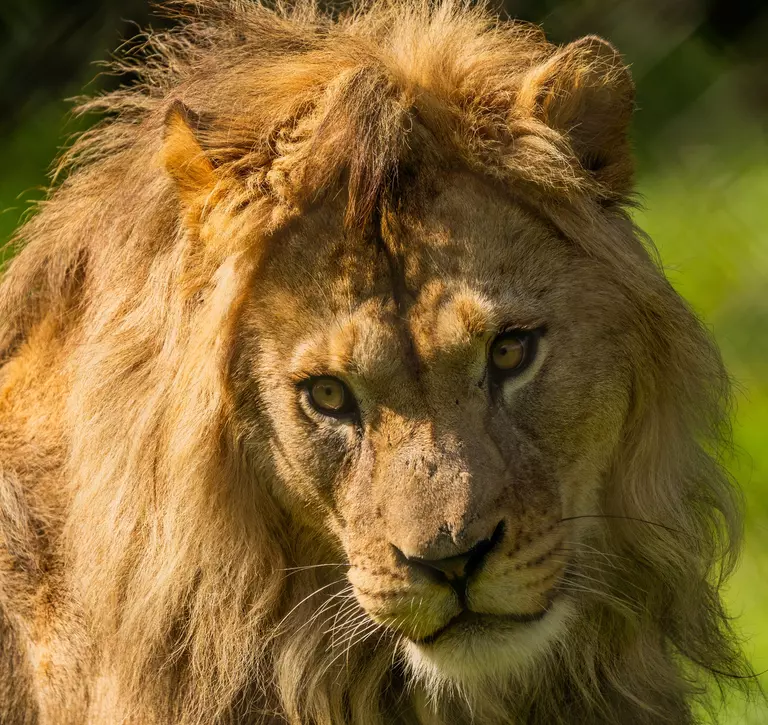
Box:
xmin=0 ymin=1 xmax=755 ymax=723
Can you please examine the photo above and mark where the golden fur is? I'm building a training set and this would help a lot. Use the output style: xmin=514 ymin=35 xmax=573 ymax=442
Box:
xmin=0 ymin=1 xmax=755 ymax=723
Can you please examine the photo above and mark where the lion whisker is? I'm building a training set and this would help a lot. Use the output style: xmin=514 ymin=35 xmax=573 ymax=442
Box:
xmin=557 ymin=539 xmax=629 ymax=562
xmin=344 ymin=619 xmax=381 ymax=668
xmin=315 ymin=612 xmax=377 ymax=682
xmin=327 ymin=590 xmax=363 ymax=638
xmin=550 ymin=551 xmax=621 ymax=577
xmin=326 ymin=598 xmax=365 ymax=646
xmin=274 ymin=578 xmax=348 ymax=633
xmin=278 ymin=563 xmax=348 ymax=574
xmin=557 ymin=571 xmax=641 ymax=616
xmin=558 ymin=514 xmax=699 ymax=543
xmin=554 ymin=557 xmax=645 ymax=597
xmin=294 ymin=585 xmax=356 ymax=638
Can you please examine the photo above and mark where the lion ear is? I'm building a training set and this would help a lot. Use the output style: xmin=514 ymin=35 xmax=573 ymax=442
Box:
xmin=161 ymin=101 xmax=217 ymax=205
xmin=519 ymin=36 xmax=635 ymax=197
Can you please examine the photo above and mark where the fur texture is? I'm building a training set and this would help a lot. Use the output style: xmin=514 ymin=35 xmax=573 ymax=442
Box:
xmin=0 ymin=1 xmax=754 ymax=723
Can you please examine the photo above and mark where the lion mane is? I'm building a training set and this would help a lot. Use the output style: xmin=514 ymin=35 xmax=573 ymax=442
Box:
xmin=0 ymin=1 xmax=755 ymax=723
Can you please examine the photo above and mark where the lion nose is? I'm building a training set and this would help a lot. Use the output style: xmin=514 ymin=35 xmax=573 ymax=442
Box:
xmin=395 ymin=521 xmax=505 ymax=598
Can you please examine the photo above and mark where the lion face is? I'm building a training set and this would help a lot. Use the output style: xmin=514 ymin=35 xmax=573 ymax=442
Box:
xmin=237 ymin=171 xmax=632 ymax=687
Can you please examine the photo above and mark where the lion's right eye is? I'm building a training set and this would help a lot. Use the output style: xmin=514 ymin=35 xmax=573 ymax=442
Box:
xmin=487 ymin=328 xmax=540 ymax=382
xmin=305 ymin=377 xmax=357 ymax=419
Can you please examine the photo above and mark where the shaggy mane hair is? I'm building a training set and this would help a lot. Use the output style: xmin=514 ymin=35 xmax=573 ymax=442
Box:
xmin=0 ymin=1 xmax=756 ymax=723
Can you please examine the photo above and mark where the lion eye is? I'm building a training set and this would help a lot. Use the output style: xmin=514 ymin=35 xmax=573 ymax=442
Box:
xmin=307 ymin=377 xmax=355 ymax=417
xmin=489 ymin=330 xmax=536 ymax=377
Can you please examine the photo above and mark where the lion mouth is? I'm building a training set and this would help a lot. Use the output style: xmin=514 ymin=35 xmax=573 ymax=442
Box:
xmin=414 ymin=606 xmax=553 ymax=646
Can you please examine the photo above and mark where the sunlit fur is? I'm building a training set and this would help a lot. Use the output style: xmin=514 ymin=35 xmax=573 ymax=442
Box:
xmin=0 ymin=1 xmax=755 ymax=724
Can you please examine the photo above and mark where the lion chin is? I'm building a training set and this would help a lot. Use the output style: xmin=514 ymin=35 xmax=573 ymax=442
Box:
xmin=403 ymin=599 xmax=575 ymax=692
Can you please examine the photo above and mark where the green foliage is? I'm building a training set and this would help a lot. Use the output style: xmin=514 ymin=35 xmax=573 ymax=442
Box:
xmin=0 ymin=97 xmax=80 ymax=254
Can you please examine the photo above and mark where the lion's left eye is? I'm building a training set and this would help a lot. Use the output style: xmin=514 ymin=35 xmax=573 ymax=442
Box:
xmin=305 ymin=377 xmax=357 ymax=418
xmin=488 ymin=329 xmax=538 ymax=379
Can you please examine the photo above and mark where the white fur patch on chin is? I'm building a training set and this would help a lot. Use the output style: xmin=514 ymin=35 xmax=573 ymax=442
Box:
xmin=403 ymin=598 xmax=574 ymax=697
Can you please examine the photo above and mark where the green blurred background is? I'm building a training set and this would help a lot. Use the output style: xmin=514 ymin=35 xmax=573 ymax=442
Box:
xmin=1 ymin=1 xmax=766 ymax=721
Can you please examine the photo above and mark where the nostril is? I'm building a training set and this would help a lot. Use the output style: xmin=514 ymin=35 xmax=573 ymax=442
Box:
xmin=415 ymin=551 xmax=473 ymax=582
xmin=489 ymin=519 xmax=506 ymax=548
xmin=463 ymin=519 xmax=505 ymax=578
